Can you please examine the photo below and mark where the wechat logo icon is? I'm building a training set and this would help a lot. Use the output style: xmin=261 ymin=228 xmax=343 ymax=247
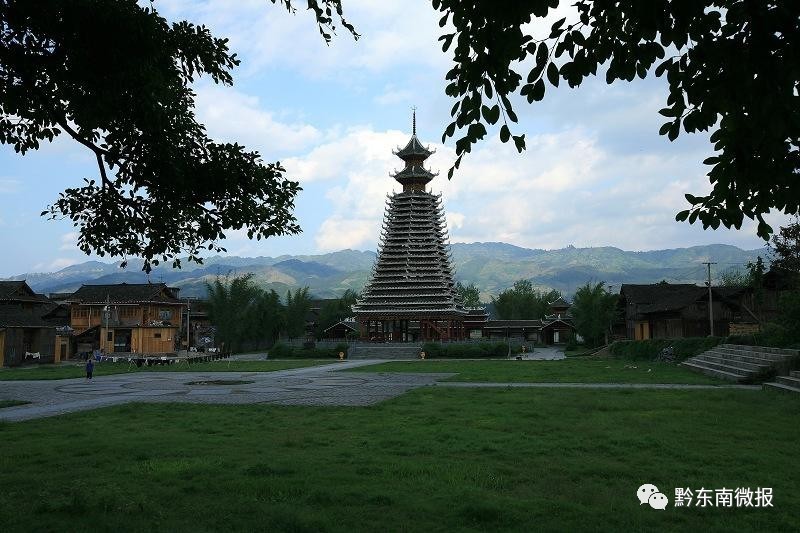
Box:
xmin=638 ymin=484 xmax=669 ymax=510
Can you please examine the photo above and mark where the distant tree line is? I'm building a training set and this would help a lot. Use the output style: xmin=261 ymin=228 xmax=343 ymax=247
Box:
xmin=205 ymin=274 xmax=314 ymax=352
xmin=205 ymin=219 xmax=800 ymax=352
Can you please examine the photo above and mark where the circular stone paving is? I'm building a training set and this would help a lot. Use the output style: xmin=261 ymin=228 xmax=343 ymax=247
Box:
xmin=185 ymin=379 xmax=255 ymax=386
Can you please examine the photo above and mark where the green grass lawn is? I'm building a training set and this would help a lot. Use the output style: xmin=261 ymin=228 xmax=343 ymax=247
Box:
xmin=0 ymin=388 xmax=797 ymax=532
xmin=350 ymin=358 xmax=724 ymax=384
xmin=0 ymin=360 xmax=331 ymax=381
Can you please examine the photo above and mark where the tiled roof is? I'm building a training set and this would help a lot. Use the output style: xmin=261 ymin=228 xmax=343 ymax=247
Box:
xmin=323 ymin=320 xmax=357 ymax=333
xmin=0 ymin=280 xmax=50 ymax=303
xmin=627 ymin=284 xmax=746 ymax=315
xmin=620 ymin=283 xmax=699 ymax=305
xmin=484 ymin=320 xmax=543 ymax=328
xmin=70 ymin=283 xmax=182 ymax=304
xmin=542 ymin=316 xmax=574 ymax=328
xmin=354 ymin=191 xmax=465 ymax=317
xmin=393 ymin=135 xmax=433 ymax=160
xmin=0 ymin=302 xmax=66 ymax=328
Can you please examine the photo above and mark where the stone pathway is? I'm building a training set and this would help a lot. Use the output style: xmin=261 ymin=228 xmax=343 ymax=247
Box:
xmin=436 ymin=382 xmax=761 ymax=390
xmin=0 ymin=361 xmax=453 ymax=422
xmin=0 ymin=359 xmax=760 ymax=422
xmin=513 ymin=346 xmax=566 ymax=360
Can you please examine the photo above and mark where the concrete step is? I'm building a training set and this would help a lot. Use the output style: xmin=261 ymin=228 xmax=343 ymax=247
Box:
xmin=702 ymin=349 xmax=786 ymax=366
xmin=681 ymin=361 xmax=748 ymax=382
xmin=713 ymin=347 xmax=793 ymax=361
xmin=692 ymin=354 xmax=768 ymax=372
xmin=763 ymin=382 xmax=800 ymax=394
xmin=684 ymin=357 xmax=758 ymax=377
xmin=776 ymin=375 xmax=800 ymax=388
xmin=349 ymin=343 xmax=422 ymax=359
xmin=720 ymin=344 xmax=800 ymax=357
xmin=684 ymin=344 xmax=799 ymax=384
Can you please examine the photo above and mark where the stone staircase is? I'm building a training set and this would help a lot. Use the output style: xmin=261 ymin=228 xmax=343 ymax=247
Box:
xmin=682 ymin=344 xmax=800 ymax=383
xmin=348 ymin=343 xmax=423 ymax=360
xmin=764 ymin=370 xmax=800 ymax=394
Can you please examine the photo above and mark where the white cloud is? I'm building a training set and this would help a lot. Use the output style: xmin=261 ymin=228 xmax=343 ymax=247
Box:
xmin=160 ymin=0 xmax=449 ymax=80
xmin=446 ymin=211 xmax=465 ymax=231
xmin=283 ymin=127 xmax=408 ymax=184
xmin=316 ymin=216 xmax=376 ymax=252
xmin=193 ymin=84 xmax=321 ymax=157
xmin=49 ymin=258 xmax=79 ymax=271
xmin=0 ymin=178 xmax=21 ymax=193
xmin=285 ymin=124 xmax=784 ymax=254
xmin=59 ymin=231 xmax=80 ymax=251
xmin=374 ymin=86 xmax=413 ymax=106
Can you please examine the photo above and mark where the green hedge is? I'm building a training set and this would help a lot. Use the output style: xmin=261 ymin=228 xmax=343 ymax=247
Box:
xmin=609 ymin=337 xmax=723 ymax=361
xmin=727 ymin=323 xmax=800 ymax=349
xmin=420 ymin=342 xmax=526 ymax=358
xmin=269 ymin=342 xmax=348 ymax=359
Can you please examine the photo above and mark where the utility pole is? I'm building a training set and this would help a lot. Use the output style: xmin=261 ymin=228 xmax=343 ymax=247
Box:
xmin=186 ymin=298 xmax=191 ymax=352
xmin=703 ymin=262 xmax=717 ymax=336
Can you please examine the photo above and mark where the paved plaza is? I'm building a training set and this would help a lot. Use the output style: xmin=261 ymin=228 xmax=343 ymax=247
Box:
xmin=0 ymin=357 xmax=759 ymax=422
xmin=0 ymin=361 xmax=454 ymax=422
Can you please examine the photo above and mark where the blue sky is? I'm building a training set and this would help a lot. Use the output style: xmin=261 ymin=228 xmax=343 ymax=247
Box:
xmin=0 ymin=0 xmax=788 ymax=277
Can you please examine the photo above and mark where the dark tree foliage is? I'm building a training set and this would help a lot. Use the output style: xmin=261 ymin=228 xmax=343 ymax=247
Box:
xmin=283 ymin=286 xmax=312 ymax=339
xmin=455 ymin=281 xmax=481 ymax=307
xmin=570 ymin=281 xmax=618 ymax=347
xmin=432 ymin=0 xmax=800 ymax=238
xmin=0 ymin=0 xmax=357 ymax=273
xmin=492 ymin=279 xmax=560 ymax=319
xmin=206 ymin=274 xmax=283 ymax=352
xmin=315 ymin=289 xmax=358 ymax=338
xmin=770 ymin=218 xmax=800 ymax=275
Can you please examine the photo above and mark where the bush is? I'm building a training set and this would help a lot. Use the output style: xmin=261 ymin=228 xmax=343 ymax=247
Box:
xmin=564 ymin=339 xmax=579 ymax=351
xmin=334 ymin=343 xmax=349 ymax=356
xmin=726 ymin=324 xmax=800 ymax=349
xmin=420 ymin=342 xmax=515 ymax=358
xmin=609 ymin=337 xmax=723 ymax=361
xmin=268 ymin=342 xmax=343 ymax=359
xmin=269 ymin=342 xmax=293 ymax=357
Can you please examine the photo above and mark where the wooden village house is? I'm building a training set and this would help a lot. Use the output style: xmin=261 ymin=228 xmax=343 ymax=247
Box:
xmin=617 ymin=282 xmax=766 ymax=340
xmin=67 ymin=283 xmax=185 ymax=355
xmin=0 ymin=281 xmax=69 ymax=367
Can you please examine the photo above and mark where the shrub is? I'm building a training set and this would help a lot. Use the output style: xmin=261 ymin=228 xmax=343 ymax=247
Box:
xmin=268 ymin=343 xmax=341 ymax=359
xmin=269 ymin=342 xmax=293 ymax=358
xmin=420 ymin=342 xmax=514 ymax=358
xmin=334 ymin=343 xmax=349 ymax=356
xmin=609 ymin=337 xmax=723 ymax=361
xmin=564 ymin=339 xmax=579 ymax=351
xmin=726 ymin=324 xmax=800 ymax=349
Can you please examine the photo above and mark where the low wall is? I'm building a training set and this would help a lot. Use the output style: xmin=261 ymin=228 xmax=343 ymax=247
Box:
xmin=729 ymin=323 xmax=761 ymax=336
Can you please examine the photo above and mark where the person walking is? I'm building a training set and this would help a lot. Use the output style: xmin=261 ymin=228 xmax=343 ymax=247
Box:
xmin=85 ymin=357 xmax=95 ymax=382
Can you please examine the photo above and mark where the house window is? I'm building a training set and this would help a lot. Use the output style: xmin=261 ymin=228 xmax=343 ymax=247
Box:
xmin=107 ymin=331 xmax=113 ymax=341
xmin=159 ymin=309 xmax=172 ymax=321
xmin=154 ymin=332 xmax=162 ymax=339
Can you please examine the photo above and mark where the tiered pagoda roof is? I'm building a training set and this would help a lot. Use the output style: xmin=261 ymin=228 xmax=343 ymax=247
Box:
xmin=353 ymin=114 xmax=465 ymax=319
xmin=389 ymin=111 xmax=438 ymax=192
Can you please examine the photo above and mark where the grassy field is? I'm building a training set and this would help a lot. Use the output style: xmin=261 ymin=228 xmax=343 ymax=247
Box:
xmin=350 ymin=358 xmax=724 ymax=384
xmin=0 ymin=388 xmax=797 ymax=532
xmin=0 ymin=360 xmax=330 ymax=381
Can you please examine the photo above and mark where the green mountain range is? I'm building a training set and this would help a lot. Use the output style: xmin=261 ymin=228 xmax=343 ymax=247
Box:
xmin=4 ymin=242 xmax=767 ymax=299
